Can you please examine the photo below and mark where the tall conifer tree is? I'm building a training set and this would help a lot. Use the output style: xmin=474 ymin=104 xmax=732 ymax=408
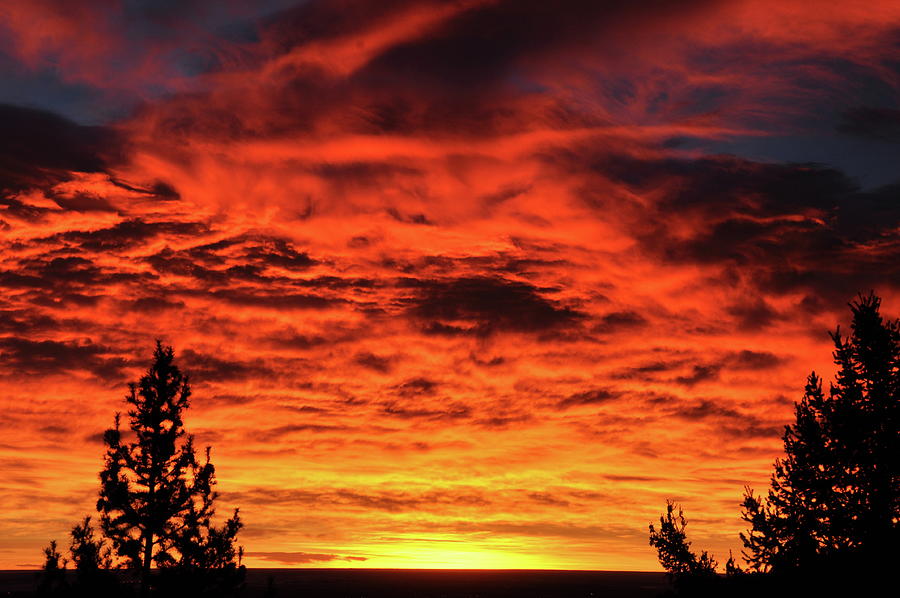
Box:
xmin=740 ymin=293 xmax=900 ymax=571
xmin=96 ymin=342 xmax=243 ymax=595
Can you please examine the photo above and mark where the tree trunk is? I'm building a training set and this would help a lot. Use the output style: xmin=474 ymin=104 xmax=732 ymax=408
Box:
xmin=140 ymin=530 xmax=153 ymax=597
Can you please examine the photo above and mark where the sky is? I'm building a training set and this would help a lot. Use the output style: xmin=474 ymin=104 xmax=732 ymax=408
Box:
xmin=1 ymin=0 xmax=900 ymax=572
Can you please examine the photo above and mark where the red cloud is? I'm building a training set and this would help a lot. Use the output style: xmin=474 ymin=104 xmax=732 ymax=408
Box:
xmin=2 ymin=0 xmax=900 ymax=572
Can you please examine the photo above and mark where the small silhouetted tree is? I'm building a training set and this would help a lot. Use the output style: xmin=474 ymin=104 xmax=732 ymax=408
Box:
xmin=96 ymin=341 xmax=244 ymax=595
xmin=723 ymin=551 xmax=743 ymax=577
xmin=158 ymin=483 xmax=245 ymax=596
xmin=69 ymin=516 xmax=115 ymax=591
xmin=740 ymin=293 xmax=899 ymax=573
xmin=649 ymin=500 xmax=718 ymax=585
xmin=38 ymin=540 xmax=67 ymax=595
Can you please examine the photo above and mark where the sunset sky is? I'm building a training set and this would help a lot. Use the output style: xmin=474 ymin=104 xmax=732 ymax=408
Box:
xmin=2 ymin=0 xmax=900 ymax=571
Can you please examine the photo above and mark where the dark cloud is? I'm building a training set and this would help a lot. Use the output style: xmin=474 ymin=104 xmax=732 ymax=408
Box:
xmin=224 ymin=0 xmax=721 ymax=140
xmin=409 ymin=276 xmax=583 ymax=334
xmin=619 ymin=350 xmax=782 ymax=386
xmin=392 ymin=377 xmax=438 ymax=396
xmin=727 ymin=350 xmax=782 ymax=370
xmin=838 ymin=106 xmax=900 ymax=142
xmin=668 ymin=398 xmax=782 ymax=439
xmin=30 ymin=292 xmax=102 ymax=308
xmin=832 ymin=183 xmax=900 ymax=241
xmin=37 ymin=257 xmax=102 ymax=285
xmin=527 ymin=492 xmax=570 ymax=507
xmin=51 ymin=219 xmax=208 ymax=252
xmin=387 ymin=208 xmax=434 ymax=225
xmin=354 ymin=352 xmax=394 ymax=373
xmin=207 ymin=289 xmax=340 ymax=310
xmin=673 ymin=364 xmax=722 ymax=387
xmin=294 ymin=276 xmax=379 ymax=290
xmin=0 ymin=336 xmax=127 ymax=379
xmin=630 ymin=361 xmax=676 ymax=375
xmin=0 ymin=103 xmax=123 ymax=194
xmin=127 ymin=296 xmax=187 ymax=312
xmin=179 ymin=349 xmax=275 ymax=383
xmin=143 ymin=236 xmax=316 ymax=287
xmin=0 ymin=256 xmax=153 ymax=299
xmin=270 ymin=332 xmax=330 ymax=350
xmin=557 ymin=388 xmax=620 ymax=410
xmin=672 ymin=399 xmax=742 ymax=421
xmin=381 ymin=402 xmax=471 ymax=421
xmin=581 ymin=152 xmax=852 ymax=221
xmin=50 ymin=192 xmax=117 ymax=212
xmin=0 ymin=196 xmax=51 ymax=221
xmin=39 ymin=424 xmax=70 ymax=435
xmin=726 ymin=297 xmax=779 ymax=332
xmin=240 ymin=238 xmax=316 ymax=271
xmin=109 ymin=178 xmax=181 ymax=200
xmin=469 ymin=353 xmax=505 ymax=367
xmin=475 ymin=413 xmax=532 ymax=429
xmin=592 ymin=310 xmax=647 ymax=333
xmin=719 ymin=422 xmax=783 ymax=439
xmin=0 ymin=309 xmax=71 ymax=334
xmin=145 ymin=249 xmax=225 ymax=282
xmin=262 ymin=0 xmax=415 ymax=51
xmin=360 ymin=0 xmax=715 ymax=92
xmin=181 ymin=234 xmax=315 ymax=269
xmin=669 ymin=217 xmax=841 ymax=268
xmin=568 ymin=153 xmax=900 ymax=304
xmin=311 ymin=161 xmax=422 ymax=182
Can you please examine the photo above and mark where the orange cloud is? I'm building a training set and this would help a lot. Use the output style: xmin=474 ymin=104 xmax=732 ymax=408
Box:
xmin=2 ymin=0 xmax=900 ymax=573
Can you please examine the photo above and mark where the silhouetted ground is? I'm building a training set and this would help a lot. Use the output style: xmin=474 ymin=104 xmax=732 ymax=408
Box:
xmin=0 ymin=568 xmax=668 ymax=597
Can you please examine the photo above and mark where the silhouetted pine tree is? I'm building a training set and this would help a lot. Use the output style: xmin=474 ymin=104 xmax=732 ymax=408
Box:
xmin=96 ymin=341 xmax=244 ymax=596
xmin=69 ymin=516 xmax=115 ymax=591
xmin=38 ymin=540 xmax=67 ymax=595
xmin=652 ymin=294 xmax=899 ymax=595
xmin=740 ymin=293 xmax=899 ymax=573
xmin=649 ymin=500 xmax=719 ymax=592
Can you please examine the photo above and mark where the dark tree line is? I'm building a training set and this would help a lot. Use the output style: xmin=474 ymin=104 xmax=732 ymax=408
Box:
xmin=650 ymin=293 xmax=900 ymax=594
xmin=40 ymin=342 xmax=244 ymax=597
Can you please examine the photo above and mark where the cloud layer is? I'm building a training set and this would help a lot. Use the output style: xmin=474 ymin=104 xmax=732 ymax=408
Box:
xmin=2 ymin=0 xmax=900 ymax=570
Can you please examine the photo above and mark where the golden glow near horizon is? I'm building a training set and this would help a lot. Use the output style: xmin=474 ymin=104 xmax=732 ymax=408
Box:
xmin=2 ymin=0 xmax=900 ymax=572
